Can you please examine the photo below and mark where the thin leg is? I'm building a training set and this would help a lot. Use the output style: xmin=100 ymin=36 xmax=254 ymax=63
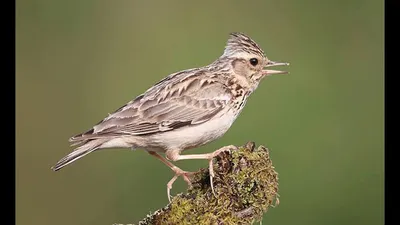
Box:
xmin=148 ymin=151 xmax=193 ymax=202
xmin=165 ymin=145 xmax=237 ymax=197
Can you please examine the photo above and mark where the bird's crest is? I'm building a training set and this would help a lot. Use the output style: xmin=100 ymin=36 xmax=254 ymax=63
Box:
xmin=223 ymin=32 xmax=265 ymax=57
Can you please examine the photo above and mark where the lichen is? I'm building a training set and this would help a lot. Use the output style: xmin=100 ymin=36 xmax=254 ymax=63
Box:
xmin=137 ymin=142 xmax=279 ymax=225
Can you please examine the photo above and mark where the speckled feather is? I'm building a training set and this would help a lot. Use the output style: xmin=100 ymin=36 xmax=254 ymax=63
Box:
xmin=52 ymin=32 xmax=287 ymax=172
xmin=70 ymin=70 xmax=232 ymax=141
xmin=69 ymin=32 xmax=266 ymax=143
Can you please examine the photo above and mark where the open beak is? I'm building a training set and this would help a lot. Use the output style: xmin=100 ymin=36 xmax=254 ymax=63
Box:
xmin=262 ymin=60 xmax=290 ymax=76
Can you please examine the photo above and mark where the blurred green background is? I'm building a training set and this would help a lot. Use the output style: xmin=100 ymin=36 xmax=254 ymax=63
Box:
xmin=16 ymin=0 xmax=384 ymax=224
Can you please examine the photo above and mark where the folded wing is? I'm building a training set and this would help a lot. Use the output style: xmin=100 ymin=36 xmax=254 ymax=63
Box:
xmin=70 ymin=71 xmax=232 ymax=143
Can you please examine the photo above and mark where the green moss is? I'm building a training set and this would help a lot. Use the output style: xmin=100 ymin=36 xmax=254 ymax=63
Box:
xmin=137 ymin=142 xmax=279 ymax=225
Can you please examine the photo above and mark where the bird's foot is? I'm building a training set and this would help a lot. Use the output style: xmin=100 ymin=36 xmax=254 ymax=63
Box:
xmin=207 ymin=145 xmax=237 ymax=197
xmin=167 ymin=167 xmax=194 ymax=202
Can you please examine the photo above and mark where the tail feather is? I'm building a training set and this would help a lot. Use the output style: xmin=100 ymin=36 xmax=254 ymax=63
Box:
xmin=51 ymin=139 xmax=105 ymax=171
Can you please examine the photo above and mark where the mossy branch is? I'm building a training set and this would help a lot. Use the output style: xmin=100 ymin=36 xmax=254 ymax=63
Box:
xmin=136 ymin=142 xmax=279 ymax=225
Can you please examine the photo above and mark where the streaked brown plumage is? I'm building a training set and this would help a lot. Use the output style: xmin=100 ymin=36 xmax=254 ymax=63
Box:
xmin=52 ymin=32 xmax=289 ymax=201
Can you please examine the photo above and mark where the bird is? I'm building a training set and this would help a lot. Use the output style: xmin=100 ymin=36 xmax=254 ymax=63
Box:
xmin=52 ymin=32 xmax=289 ymax=201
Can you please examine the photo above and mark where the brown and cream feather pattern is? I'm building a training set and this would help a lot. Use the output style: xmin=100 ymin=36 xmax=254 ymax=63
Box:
xmin=52 ymin=32 xmax=288 ymax=172
xmin=70 ymin=68 xmax=234 ymax=144
xmin=223 ymin=32 xmax=265 ymax=58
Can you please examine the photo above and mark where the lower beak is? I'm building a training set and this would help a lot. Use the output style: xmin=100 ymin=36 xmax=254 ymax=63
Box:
xmin=262 ymin=61 xmax=289 ymax=76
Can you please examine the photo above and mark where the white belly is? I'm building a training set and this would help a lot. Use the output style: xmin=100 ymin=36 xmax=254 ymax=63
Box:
xmin=146 ymin=109 xmax=237 ymax=151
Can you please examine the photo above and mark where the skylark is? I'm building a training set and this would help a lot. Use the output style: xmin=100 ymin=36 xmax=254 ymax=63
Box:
xmin=52 ymin=32 xmax=289 ymax=201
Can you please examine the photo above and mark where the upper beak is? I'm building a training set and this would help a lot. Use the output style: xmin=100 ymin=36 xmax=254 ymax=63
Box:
xmin=262 ymin=60 xmax=290 ymax=76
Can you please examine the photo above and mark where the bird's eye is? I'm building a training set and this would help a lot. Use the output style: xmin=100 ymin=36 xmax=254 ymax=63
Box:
xmin=250 ymin=58 xmax=258 ymax=66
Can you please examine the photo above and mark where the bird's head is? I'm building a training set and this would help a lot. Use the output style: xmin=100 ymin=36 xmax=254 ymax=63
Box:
xmin=222 ymin=32 xmax=289 ymax=90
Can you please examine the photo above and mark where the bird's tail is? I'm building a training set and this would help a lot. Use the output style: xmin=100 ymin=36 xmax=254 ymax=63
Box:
xmin=51 ymin=139 xmax=105 ymax=171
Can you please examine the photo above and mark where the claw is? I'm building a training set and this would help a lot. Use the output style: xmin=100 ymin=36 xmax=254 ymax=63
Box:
xmin=208 ymin=145 xmax=237 ymax=197
xmin=167 ymin=175 xmax=179 ymax=202
xmin=166 ymin=167 xmax=193 ymax=202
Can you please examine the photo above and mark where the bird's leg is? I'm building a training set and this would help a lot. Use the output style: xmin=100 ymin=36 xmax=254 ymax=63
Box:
xmin=165 ymin=145 xmax=237 ymax=197
xmin=148 ymin=151 xmax=193 ymax=202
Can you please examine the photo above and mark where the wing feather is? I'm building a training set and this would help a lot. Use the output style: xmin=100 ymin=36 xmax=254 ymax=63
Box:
xmin=70 ymin=70 xmax=232 ymax=142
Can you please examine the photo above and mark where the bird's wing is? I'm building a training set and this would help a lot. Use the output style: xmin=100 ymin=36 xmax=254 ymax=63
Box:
xmin=70 ymin=70 xmax=232 ymax=142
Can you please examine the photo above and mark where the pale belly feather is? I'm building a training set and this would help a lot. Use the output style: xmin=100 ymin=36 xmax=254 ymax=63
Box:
xmin=145 ymin=109 xmax=238 ymax=152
